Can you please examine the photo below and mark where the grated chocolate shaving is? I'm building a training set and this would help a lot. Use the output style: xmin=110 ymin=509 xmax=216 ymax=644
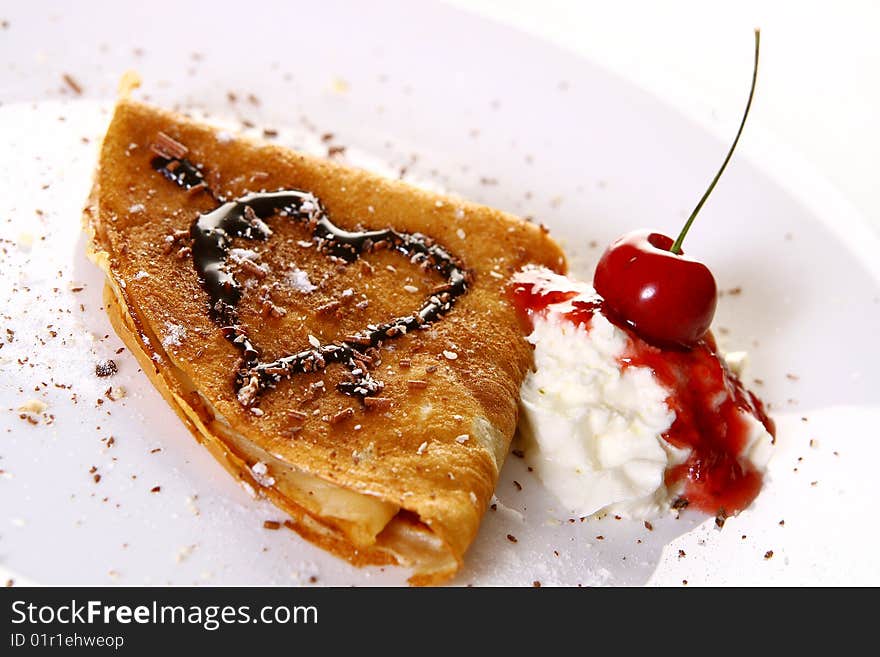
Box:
xmin=95 ymin=360 xmax=118 ymax=377
xmin=329 ymin=408 xmax=354 ymax=425
xmin=363 ymin=397 xmax=392 ymax=410
xmin=62 ymin=73 xmax=83 ymax=95
xmin=316 ymin=300 xmax=341 ymax=315
xmin=151 ymin=131 xmax=188 ymax=160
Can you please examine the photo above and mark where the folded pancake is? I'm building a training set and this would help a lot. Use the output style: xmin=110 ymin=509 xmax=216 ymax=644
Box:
xmin=84 ymin=83 xmax=566 ymax=584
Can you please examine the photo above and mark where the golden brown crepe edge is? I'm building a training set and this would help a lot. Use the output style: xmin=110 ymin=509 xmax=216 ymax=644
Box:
xmin=84 ymin=88 xmax=568 ymax=586
xmin=88 ymin=215 xmax=461 ymax=584
xmin=80 ymin=95 xmax=476 ymax=584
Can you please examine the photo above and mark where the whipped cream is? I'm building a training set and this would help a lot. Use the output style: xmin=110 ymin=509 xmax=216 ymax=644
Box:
xmin=514 ymin=267 xmax=773 ymax=519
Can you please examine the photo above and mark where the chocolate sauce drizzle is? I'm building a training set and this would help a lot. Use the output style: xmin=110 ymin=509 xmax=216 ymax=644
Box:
xmin=151 ymin=156 xmax=211 ymax=194
xmin=151 ymin=152 xmax=470 ymax=407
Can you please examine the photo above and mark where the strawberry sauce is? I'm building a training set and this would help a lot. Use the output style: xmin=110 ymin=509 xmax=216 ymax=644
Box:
xmin=511 ymin=276 xmax=775 ymax=517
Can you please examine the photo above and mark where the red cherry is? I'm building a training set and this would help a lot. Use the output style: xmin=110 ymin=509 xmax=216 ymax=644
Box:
xmin=593 ymin=29 xmax=760 ymax=349
xmin=593 ymin=230 xmax=717 ymax=348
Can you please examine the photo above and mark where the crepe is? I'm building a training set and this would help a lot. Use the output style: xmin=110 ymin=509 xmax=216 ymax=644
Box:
xmin=84 ymin=79 xmax=566 ymax=584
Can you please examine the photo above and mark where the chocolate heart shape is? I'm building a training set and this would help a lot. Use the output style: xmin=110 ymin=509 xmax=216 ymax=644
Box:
xmin=150 ymin=136 xmax=471 ymax=408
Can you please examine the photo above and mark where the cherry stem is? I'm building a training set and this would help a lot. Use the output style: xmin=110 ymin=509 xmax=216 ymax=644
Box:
xmin=671 ymin=28 xmax=760 ymax=255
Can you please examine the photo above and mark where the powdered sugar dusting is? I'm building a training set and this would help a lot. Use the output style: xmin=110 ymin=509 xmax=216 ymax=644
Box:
xmin=229 ymin=248 xmax=260 ymax=263
xmin=161 ymin=322 xmax=187 ymax=348
xmin=250 ymin=462 xmax=276 ymax=488
xmin=285 ymin=266 xmax=316 ymax=293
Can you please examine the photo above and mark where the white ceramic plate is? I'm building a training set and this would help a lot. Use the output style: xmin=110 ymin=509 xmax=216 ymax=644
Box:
xmin=2 ymin=0 xmax=879 ymax=586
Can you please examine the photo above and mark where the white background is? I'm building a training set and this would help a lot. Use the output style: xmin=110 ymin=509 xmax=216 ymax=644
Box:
xmin=450 ymin=0 xmax=880 ymax=232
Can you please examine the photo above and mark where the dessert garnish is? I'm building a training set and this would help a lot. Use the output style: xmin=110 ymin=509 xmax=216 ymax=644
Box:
xmin=512 ymin=268 xmax=775 ymax=518
xmin=511 ymin=30 xmax=775 ymax=520
xmin=594 ymin=29 xmax=760 ymax=349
